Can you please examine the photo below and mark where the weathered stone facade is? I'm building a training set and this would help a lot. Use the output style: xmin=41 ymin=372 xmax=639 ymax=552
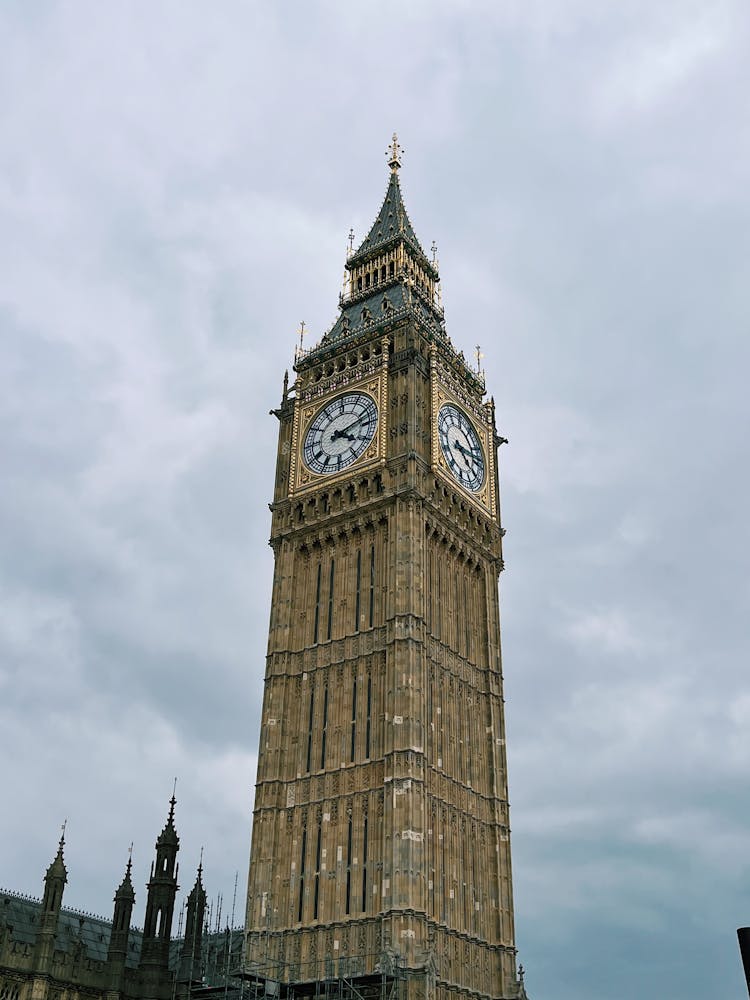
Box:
xmin=244 ymin=141 xmax=526 ymax=1000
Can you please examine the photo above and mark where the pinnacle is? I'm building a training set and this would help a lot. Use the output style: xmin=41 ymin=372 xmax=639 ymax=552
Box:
xmin=115 ymin=849 xmax=135 ymax=900
xmin=348 ymin=142 xmax=430 ymax=267
xmin=46 ymin=824 xmax=68 ymax=882
xmin=156 ymin=791 xmax=180 ymax=847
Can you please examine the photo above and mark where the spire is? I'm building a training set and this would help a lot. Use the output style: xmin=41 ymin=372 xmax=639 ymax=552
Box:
xmin=189 ymin=857 xmax=206 ymax=901
xmin=36 ymin=822 xmax=68 ymax=968
xmin=109 ymin=845 xmax=136 ymax=979
xmin=157 ymin=787 xmax=179 ymax=847
xmin=140 ymin=793 xmax=181 ymax=979
xmin=45 ymin=822 xmax=68 ymax=884
xmin=298 ymin=137 xmax=448 ymax=362
xmin=115 ymin=845 xmax=135 ymax=901
xmin=348 ymin=137 xmax=429 ymax=266
xmin=179 ymin=856 xmax=208 ymax=984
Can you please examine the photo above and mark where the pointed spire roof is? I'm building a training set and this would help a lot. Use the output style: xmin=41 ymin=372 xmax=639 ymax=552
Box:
xmin=298 ymin=136 xmax=472 ymax=367
xmin=348 ymin=134 xmax=431 ymax=269
xmin=188 ymin=859 xmax=207 ymax=904
xmin=115 ymin=847 xmax=135 ymax=901
xmin=156 ymin=791 xmax=179 ymax=848
xmin=46 ymin=824 xmax=68 ymax=883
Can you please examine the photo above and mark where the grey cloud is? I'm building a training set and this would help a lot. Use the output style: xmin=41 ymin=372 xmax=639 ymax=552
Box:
xmin=1 ymin=2 xmax=749 ymax=998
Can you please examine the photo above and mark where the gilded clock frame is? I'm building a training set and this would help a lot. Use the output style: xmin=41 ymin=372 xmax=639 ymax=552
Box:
xmin=431 ymin=361 xmax=497 ymax=518
xmin=289 ymin=368 xmax=388 ymax=495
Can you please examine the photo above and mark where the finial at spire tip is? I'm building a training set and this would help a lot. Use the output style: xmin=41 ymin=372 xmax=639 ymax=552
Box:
xmin=387 ymin=133 xmax=402 ymax=173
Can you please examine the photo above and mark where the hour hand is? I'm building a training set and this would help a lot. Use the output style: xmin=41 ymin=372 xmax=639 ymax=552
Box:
xmin=455 ymin=441 xmax=479 ymax=460
xmin=331 ymin=429 xmax=355 ymax=442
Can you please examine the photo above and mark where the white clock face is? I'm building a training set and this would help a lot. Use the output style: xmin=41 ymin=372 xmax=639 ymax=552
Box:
xmin=303 ymin=392 xmax=378 ymax=475
xmin=438 ymin=404 xmax=485 ymax=492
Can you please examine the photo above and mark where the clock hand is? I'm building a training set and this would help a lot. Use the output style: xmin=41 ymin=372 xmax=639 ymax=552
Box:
xmin=454 ymin=440 xmax=481 ymax=461
xmin=453 ymin=441 xmax=475 ymax=461
xmin=331 ymin=414 xmax=369 ymax=441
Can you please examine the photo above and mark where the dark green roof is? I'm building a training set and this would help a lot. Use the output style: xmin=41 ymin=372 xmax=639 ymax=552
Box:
xmin=0 ymin=887 xmax=243 ymax=974
xmin=349 ymin=171 xmax=430 ymax=266
xmin=320 ymin=283 xmax=443 ymax=348
xmin=0 ymin=888 xmax=142 ymax=968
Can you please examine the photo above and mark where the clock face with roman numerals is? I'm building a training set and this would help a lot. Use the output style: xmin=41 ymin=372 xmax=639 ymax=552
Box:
xmin=438 ymin=403 xmax=485 ymax=492
xmin=303 ymin=392 xmax=378 ymax=475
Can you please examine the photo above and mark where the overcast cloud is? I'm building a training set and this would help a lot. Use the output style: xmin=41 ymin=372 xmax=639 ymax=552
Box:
xmin=1 ymin=2 xmax=749 ymax=998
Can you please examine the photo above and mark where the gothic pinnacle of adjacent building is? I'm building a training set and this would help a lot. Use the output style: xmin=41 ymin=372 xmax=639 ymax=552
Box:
xmin=178 ymin=860 xmax=207 ymax=986
xmin=107 ymin=850 xmax=135 ymax=991
xmin=138 ymin=794 xmax=180 ymax=997
xmin=33 ymin=827 xmax=68 ymax=974
xmin=1 ymin=798 xmax=248 ymax=1000
xmin=245 ymin=138 xmax=525 ymax=1000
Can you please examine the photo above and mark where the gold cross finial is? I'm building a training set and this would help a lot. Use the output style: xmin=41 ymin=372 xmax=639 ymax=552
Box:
xmin=387 ymin=133 xmax=402 ymax=173
xmin=475 ymin=345 xmax=484 ymax=373
xmin=347 ymin=228 xmax=355 ymax=257
xmin=431 ymin=241 xmax=438 ymax=264
xmin=298 ymin=320 xmax=305 ymax=352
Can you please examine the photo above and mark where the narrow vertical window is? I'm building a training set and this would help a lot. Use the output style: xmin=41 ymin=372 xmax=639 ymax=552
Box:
xmin=313 ymin=822 xmax=322 ymax=920
xmin=298 ymin=828 xmax=307 ymax=922
xmin=313 ymin=562 xmax=322 ymax=644
xmin=446 ymin=697 xmax=452 ymax=777
xmin=464 ymin=575 xmax=471 ymax=658
xmin=327 ymin=558 xmax=335 ymax=640
xmin=345 ymin=817 xmax=353 ymax=914
xmin=365 ymin=675 xmax=372 ymax=759
xmin=361 ymin=815 xmax=368 ymax=913
xmin=436 ymin=558 xmax=442 ymax=639
xmin=350 ymin=677 xmax=357 ymax=763
xmin=305 ymin=688 xmax=314 ymax=774
xmin=320 ymin=686 xmax=328 ymax=770
xmin=471 ymin=847 xmax=478 ymax=933
xmin=369 ymin=544 xmax=375 ymax=627
xmin=437 ymin=686 xmax=443 ymax=768
xmin=454 ymin=574 xmax=461 ymax=653
xmin=427 ymin=546 xmax=432 ymax=633
xmin=354 ymin=549 xmax=361 ymax=632
xmin=427 ymin=675 xmax=433 ymax=764
xmin=440 ymin=828 xmax=446 ymax=922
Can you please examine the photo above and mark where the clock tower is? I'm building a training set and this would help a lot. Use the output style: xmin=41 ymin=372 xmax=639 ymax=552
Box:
xmin=245 ymin=138 xmax=525 ymax=1000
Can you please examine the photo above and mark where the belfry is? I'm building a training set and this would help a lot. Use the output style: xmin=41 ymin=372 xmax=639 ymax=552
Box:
xmin=244 ymin=138 xmax=526 ymax=1000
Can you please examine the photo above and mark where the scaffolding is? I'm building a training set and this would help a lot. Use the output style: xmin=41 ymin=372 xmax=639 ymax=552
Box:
xmin=185 ymin=951 xmax=409 ymax=1000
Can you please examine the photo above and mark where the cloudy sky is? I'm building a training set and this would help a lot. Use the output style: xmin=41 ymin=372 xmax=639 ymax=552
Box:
xmin=1 ymin=2 xmax=749 ymax=997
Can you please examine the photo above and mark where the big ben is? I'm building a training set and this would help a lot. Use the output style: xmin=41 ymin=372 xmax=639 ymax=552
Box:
xmin=244 ymin=138 xmax=526 ymax=1000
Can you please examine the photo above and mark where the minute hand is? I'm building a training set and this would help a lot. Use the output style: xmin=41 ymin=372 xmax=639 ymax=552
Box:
xmin=453 ymin=441 xmax=480 ymax=460
xmin=331 ymin=415 xmax=366 ymax=441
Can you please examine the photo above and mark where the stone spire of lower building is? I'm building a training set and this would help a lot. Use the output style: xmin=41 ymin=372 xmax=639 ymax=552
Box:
xmin=33 ymin=823 xmax=68 ymax=974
